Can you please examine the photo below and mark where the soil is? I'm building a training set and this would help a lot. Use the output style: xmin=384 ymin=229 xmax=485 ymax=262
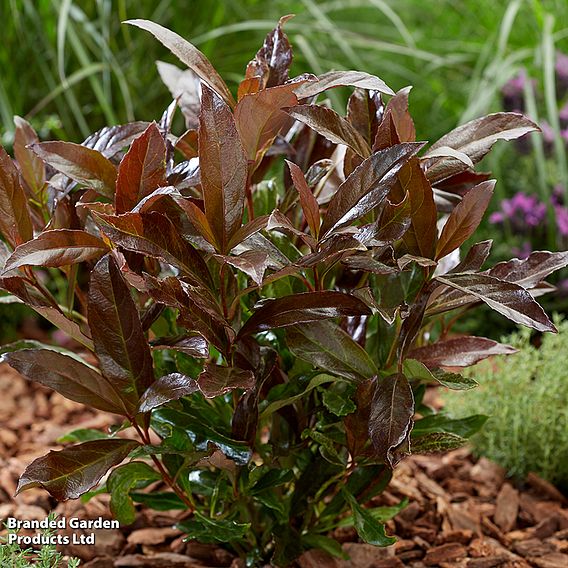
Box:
xmin=1 ymin=363 xmax=567 ymax=568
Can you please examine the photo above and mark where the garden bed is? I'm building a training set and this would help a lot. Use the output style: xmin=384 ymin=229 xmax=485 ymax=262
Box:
xmin=1 ymin=363 xmax=567 ymax=568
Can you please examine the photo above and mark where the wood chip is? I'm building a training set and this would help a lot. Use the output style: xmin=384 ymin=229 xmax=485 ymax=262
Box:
xmin=494 ymin=484 xmax=519 ymax=532
xmin=424 ymin=543 xmax=467 ymax=565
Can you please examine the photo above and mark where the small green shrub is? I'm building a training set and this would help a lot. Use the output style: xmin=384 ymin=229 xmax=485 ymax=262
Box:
xmin=443 ymin=317 xmax=568 ymax=488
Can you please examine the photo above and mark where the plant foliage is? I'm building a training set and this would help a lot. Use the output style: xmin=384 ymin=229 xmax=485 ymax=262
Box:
xmin=1 ymin=16 xmax=567 ymax=566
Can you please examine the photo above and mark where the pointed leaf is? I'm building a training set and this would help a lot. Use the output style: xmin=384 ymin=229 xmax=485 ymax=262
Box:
xmin=0 ymin=276 xmax=93 ymax=349
xmin=487 ymin=250 xmax=568 ymax=289
xmin=321 ymin=142 xmax=423 ymax=236
xmin=347 ymin=88 xmax=384 ymax=146
xmin=31 ymin=142 xmax=117 ymax=197
xmin=286 ymin=321 xmax=377 ymax=382
xmin=409 ymin=337 xmax=517 ymax=368
xmin=385 ymin=87 xmax=415 ymax=142
xmin=199 ymin=85 xmax=248 ymax=253
xmin=125 ymin=19 xmax=234 ymax=107
xmin=245 ymin=15 xmax=293 ymax=88
xmin=287 ymin=160 xmax=320 ymax=238
xmin=151 ymin=334 xmax=208 ymax=359
xmin=16 ymin=439 xmax=139 ymax=500
xmin=139 ymin=373 xmax=199 ymax=412
xmin=369 ymin=373 xmax=414 ymax=468
xmin=427 ymin=112 xmax=539 ymax=183
xmin=235 ymin=83 xmax=300 ymax=162
xmin=93 ymin=211 xmax=211 ymax=288
xmin=14 ymin=116 xmax=45 ymax=193
xmin=108 ymin=462 xmax=160 ymax=524
xmin=197 ymin=363 xmax=255 ymax=398
xmin=1 ymin=347 xmax=128 ymax=414
xmin=3 ymin=229 xmax=108 ymax=271
xmin=156 ymin=61 xmax=201 ymax=130
xmin=412 ymin=432 xmax=467 ymax=453
xmin=83 ymin=122 xmax=151 ymax=159
xmin=449 ymin=240 xmax=493 ymax=274
xmin=0 ymin=144 xmax=33 ymax=248
xmin=219 ymin=251 xmax=270 ymax=286
xmin=239 ymin=291 xmax=371 ymax=337
xmin=115 ymin=122 xmax=167 ymax=213
xmin=436 ymin=180 xmax=495 ymax=260
xmin=287 ymin=104 xmax=371 ymax=157
xmin=88 ymin=255 xmax=155 ymax=410
xmin=294 ymin=70 xmax=394 ymax=99
xmin=341 ymin=489 xmax=396 ymax=546
xmin=436 ymin=273 xmax=556 ymax=332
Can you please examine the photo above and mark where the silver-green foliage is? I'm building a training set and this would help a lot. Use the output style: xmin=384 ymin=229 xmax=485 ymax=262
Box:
xmin=443 ymin=317 xmax=568 ymax=486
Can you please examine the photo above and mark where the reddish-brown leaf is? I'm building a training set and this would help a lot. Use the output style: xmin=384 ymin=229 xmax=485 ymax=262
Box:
xmin=0 ymin=144 xmax=33 ymax=248
xmin=3 ymin=229 xmax=108 ymax=271
xmin=449 ymin=240 xmax=493 ymax=274
xmin=88 ymin=255 xmax=155 ymax=411
xmin=347 ymin=88 xmax=384 ymax=146
xmin=369 ymin=373 xmax=414 ymax=468
xmin=436 ymin=180 xmax=495 ymax=260
xmin=427 ymin=112 xmax=539 ymax=183
xmin=138 ymin=373 xmax=199 ymax=412
xmin=294 ymin=70 xmax=394 ymax=99
xmin=2 ymin=347 xmax=128 ymax=414
xmin=286 ymin=160 xmax=320 ymax=239
xmin=31 ymin=141 xmax=117 ymax=197
xmin=409 ymin=337 xmax=517 ymax=368
xmin=287 ymin=104 xmax=371 ymax=158
xmin=245 ymin=15 xmax=293 ymax=88
xmin=115 ymin=122 xmax=167 ymax=213
xmin=321 ymin=142 xmax=422 ymax=236
xmin=13 ymin=116 xmax=45 ymax=193
xmin=235 ymin=82 xmax=300 ymax=162
xmin=391 ymin=158 xmax=438 ymax=258
xmin=436 ymin=273 xmax=556 ymax=332
xmin=199 ymin=85 xmax=248 ymax=253
xmin=487 ymin=250 xmax=568 ymax=289
xmin=385 ymin=87 xmax=416 ymax=142
xmin=94 ymin=211 xmax=212 ymax=288
xmin=156 ymin=61 xmax=201 ymax=130
xmin=238 ymin=291 xmax=371 ymax=337
xmin=125 ymin=19 xmax=235 ymax=107
xmin=197 ymin=363 xmax=255 ymax=398
xmin=16 ymin=439 xmax=139 ymax=500
xmin=83 ymin=121 xmax=151 ymax=159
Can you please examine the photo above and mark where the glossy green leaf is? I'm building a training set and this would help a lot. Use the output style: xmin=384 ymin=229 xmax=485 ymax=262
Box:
xmin=413 ymin=413 xmax=488 ymax=438
xmin=16 ymin=439 xmax=139 ymax=500
xmin=108 ymin=461 xmax=160 ymax=524
xmin=411 ymin=432 xmax=467 ymax=453
xmin=177 ymin=511 xmax=250 ymax=543
xmin=341 ymin=488 xmax=396 ymax=547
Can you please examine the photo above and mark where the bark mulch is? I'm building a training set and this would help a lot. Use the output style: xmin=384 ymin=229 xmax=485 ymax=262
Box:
xmin=1 ymin=363 xmax=567 ymax=568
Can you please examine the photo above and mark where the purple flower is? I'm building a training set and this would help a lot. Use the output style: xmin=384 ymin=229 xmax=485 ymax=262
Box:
xmin=552 ymin=185 xmax=565 ymax=206
xmin=556 ymin=51 xmax=568 ymax=97
xmin=555 ymin=204 xmax=568 ymax=236
xmin=490 ymin=192 xmax=547 ymax=233
xmin=560 ymin=101 xmax=568 ymax=129
xmin=502 ymin=71 xmax=527 ymax=112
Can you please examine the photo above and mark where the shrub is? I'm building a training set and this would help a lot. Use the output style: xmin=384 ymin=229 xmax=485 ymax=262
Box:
xmin=443 ymin=317 xmax=568 ymax=488
xmin=1 ymin=15 xmax=567 ymax=567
